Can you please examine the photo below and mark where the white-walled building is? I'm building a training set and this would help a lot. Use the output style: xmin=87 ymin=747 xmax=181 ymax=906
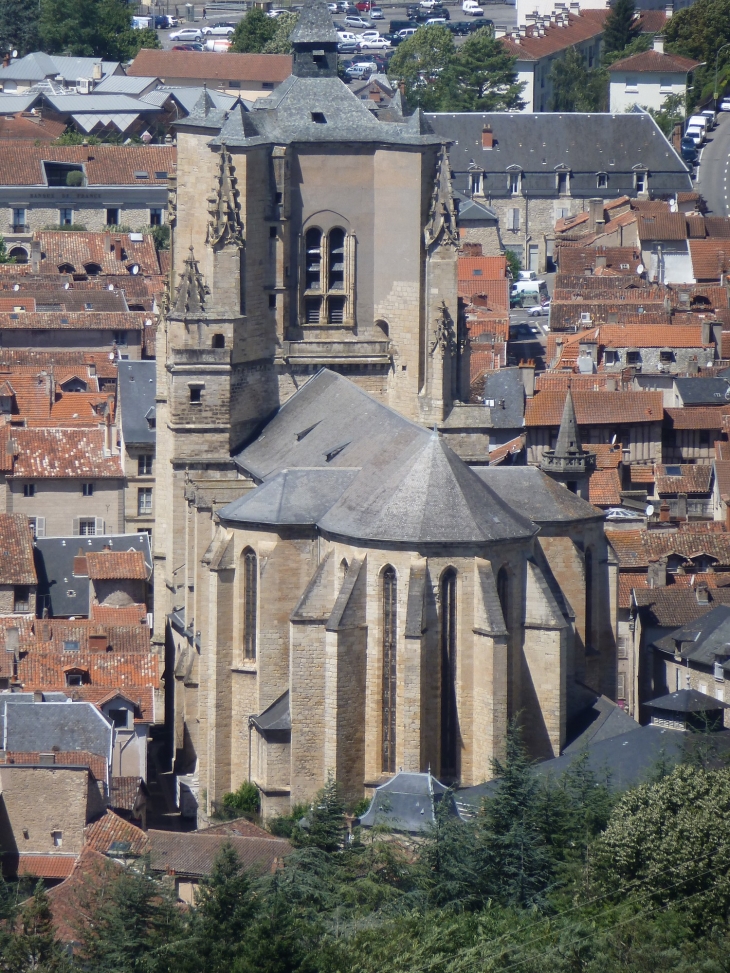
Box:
xmin=608 ymin=36 xmax=700 ymax=113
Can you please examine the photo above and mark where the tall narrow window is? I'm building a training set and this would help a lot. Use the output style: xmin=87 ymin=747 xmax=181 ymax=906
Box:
xmin=440 ymin=568 xmax=458 ymax=779
xmin=305 ymin=228 xmax=322 ymax=290
xmin=328 ymin=228 xmax=345 ymax=291
xmin=497 ymin=566 xmax=509 ymax=630
xmin=242 ymin=548 xmax=257 ymax=661
xmin=382 ymin=566 xmax=397 ymax=774
xmin=585 ymin=548 xmax=593 ymax=652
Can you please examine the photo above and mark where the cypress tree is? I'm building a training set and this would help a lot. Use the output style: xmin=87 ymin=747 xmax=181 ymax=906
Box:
xmin=603 ymin=0 xmax=641 ymax=55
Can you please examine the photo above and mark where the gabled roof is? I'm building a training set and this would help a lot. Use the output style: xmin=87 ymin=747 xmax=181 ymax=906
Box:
xmin=0 ymin=513 xmax=37 ymax=585
xmin=525 ymin=390 xmax=663 ymax=425
xmin=148 ymin=831 xmax=291 ymax=878
xmin=652 ymin=604 xmax=730 ymax=666
xmin=646 ymin=687 xmax=730 ymax=711
xmin=128 ymin=48 xmax=292 ymax=84
xmin=0 ymin=698 xmax=112 ymax=761
xmin=359 ymin=771 xmax=459 ymax=832
xmin=9 ymin=428 xmax=123 ymax=479
xmin=497 ymin=10 xmax=607 ymax=62
xmin=607 ymin=49 xmax=700 ymax=73
xmin=0 ymin=144 xmax=173 ymax=187
xmin=86 ymin=550 xmax=148 ymax=581
xmin=0 ymin=53 xmax=120 ymax=82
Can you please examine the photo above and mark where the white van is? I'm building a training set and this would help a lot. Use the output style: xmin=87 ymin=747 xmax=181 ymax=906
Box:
xmin=337 ymin=30 xmax=358 ymax=41
xmin=687 ymin=114 xmax=710 ymax=138
xmin=511 ymin=279 xmax=548 ymax=306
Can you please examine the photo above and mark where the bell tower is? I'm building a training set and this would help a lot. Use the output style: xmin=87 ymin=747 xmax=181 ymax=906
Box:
xmin=539 ymin=390 xmax=596 ymax=499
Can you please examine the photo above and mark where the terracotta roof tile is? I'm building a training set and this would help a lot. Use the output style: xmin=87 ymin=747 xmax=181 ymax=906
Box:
xmin=631 ymin=464 xmax=655 ymax=483
xmin=36 ymin=232 xmax=160 ymax=277
xmin=85 ymin=809 xmax=150 ymax=856
xmin=0 ymin=513 xmax=36 ymax=585
xmin=487 ymin=433 xmax=525 ymax=465
xmin=716 ymin=459 xmax=730 ymax=499
xmin=460 ymin=279 xmax=510 ymax=308
xmin=457 ymin=256 xmax=507 ymax=280
xmin=110 ymin=776 xmax=145 ymax=813
xmin=148 ymin=830 xmax=291 ymax=879
xmin=668 ymin=285 xmax=730 ymax=309
xmin=1 ymin=750 xmax=107 ymax=782
xmin=655 ymin=464 xmax=713 ymax=495
xmin=599 ymin=324 xmax=710 ymax=348
xmin=525 ymin=389 xmax=663 ymax=425
xmin=0 ymin=114 xmax=67 ymax=141
xmin=90 ymin=604 xmax=149 ymax=626
xmin=689 ymin=240 xmax=730 ymax=281
xmin=535 ymin=372 xmax=617 ymax=391
xmin=46 ymin=846 xmax=124 ymax=943
xmin=586 ymin=443 xmax=623 ymax=468
xmin=0 ymin=144 xmax=174 ymax=188
xmin=86 ymin=550 xmax=147 ymax=581
xmin=633 ymin=585 xmax=730 ymax=627
xmin=666 ymin=407 xmax=729 ymax=429
xmin=498 ymin=10 xmax=607 ymax=61
xmin=9 ymin=428 xmax=123 ymax=478
xmin=203 ymin=817 xmax=277 ymax=839
xmin=128 ymin=48 xmax=292 ymax=83
xmin=2 ymin=854 xmax=78 ymax=880
xmin=589 ymin=468 xmax=622 ymax=505
xmin=0 ymin=310 xmax=148 ymax=331
xmin=608 ymin=526 xmax=730 ymax=570
xmin=607 ymin=48 xmax=699 ymax=73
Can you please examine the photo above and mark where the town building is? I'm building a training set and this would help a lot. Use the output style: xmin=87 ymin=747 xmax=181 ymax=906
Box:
xmin=117 ymin=360 xmax=156 ymax=535
xmin=425 ymin=111 xmax=692 ymax=273
xmin=608 ymin=36 xmax=700 ymax=113
xmin=0 ymin=513 xmax=37 ymax=616
xmin=127 ymin=49 xmax=293 ymax=100
xmin=0 ymin=53 xmax=123 ymax=93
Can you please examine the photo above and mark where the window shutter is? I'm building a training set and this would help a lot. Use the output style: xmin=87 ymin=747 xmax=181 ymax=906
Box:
xmin=510 ymin=208 xmax=520 ymax=231
xmin=95 ymin=517 xmax=105 ymax=535
xmin=72 ymin=517 xmax=80 ymax=536
xmin=35 ymin=517 xmax=45 ymax=538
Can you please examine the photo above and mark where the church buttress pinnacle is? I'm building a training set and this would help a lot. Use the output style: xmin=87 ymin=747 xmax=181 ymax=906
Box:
xmin=171 ymin=246 xmax=209 ymax=317
xmin=206 ymin=143 xmax=244 ymax=249
xmin=424 ymin=144 xmax=459 ymax=251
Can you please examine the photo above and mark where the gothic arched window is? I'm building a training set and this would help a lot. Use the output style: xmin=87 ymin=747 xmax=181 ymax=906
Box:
xmin=382 ymin=566 xmax=397 ymax=774
xmin=242 ymin=547 xmax=257 ymax=662
xmin=440 ymin=568 xmax=458 ymax=779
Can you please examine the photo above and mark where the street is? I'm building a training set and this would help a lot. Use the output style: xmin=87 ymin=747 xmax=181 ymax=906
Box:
xmin=695 ymin=108 xmax=730 ymax=216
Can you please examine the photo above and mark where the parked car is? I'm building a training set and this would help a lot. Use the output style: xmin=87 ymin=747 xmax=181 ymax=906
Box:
xmin=169 ymin=27 xmax=202 ymax=40
xmin=267 ymin=8 xmax=289 ymax=16
xmin=172 ymin=43 xmax=204 ymax=50
xmin=684 ymin=126 xmax=704 ymax=147
xmin=397 ymin=26 xmax=418 ymax=37
xmin=344 ymin=14 xmax=372 ymax=27
xmin=526 ymin=301 xmax=550 ymax=317
xmin=720 ymin=98 xmax=730 ymax=111
xmin=338 ymin=39 xmax=358 ymax=51
xmin=327 ymin=2 xmax=339 ymax=10
xmin=700 ymin=109 xmax=717 ymax=129
xmin=202 ymin=23 xmax=235 ymax=35
xmin=154 ymin=14 xmax=177 ymax=28
xmin=426 ymin=17 xmax=447 ymax=25
xmin=463 ymin=4 xmax=485 ymax=15
xmin=338 ymin=30 xmax=358 ymax=40
xmin=360 ymin=29 xmax=381 ymax=40
xmin=420 ymin=0 xmax=439 ymax=7
xmin=370 ymin=6 xmax=384 ymax=18
xmin=680 ymin=135 xmax=698 ymax=164
xmin=355 ymin=0 xmax=372 ymax=9
xmin=358 ymin=35 xmax=388 ymax=48
xmin=345 ymin=62 xmax=373 ymax=78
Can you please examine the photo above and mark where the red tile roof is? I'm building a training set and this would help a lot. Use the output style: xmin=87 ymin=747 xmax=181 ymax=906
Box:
xmin=90 ymin=604 xmax=149 ymax=626
xmin=498 ymin=9 xmax=607 ymax=61
xmin=0 ymin=113 xmax=67 ymax=141
xmin=488 ymin=433 xmax=526 ymax=465
xmin=9 ymin=428 xmax=123 ymax=478
xmin=607 ymin=49 xmax=700 ymax=73
xmin=457 ymin=256 xmax=507 ymax=280
xmin=655 ymin=464 xmax=713 ymax=495
xmin=1 ymin=750 xmax=108 ymax=783
xmin=148 ymin=830 xmax=291 ymax=879
xmin=0 ymin=310 xmax=148 ymax=331
xmin=0 ymin=513 xmax=36 ymax=585
xmin=4 ymin=854 xmax=78 ymax=880
xmin=535 ymin=372 xmax=618 ymax=391
xmin=84 ymin=809 xmax=150 ymax=856
xmin=689 ymin=240 xmax=730 ymax=281
xmin=110 ymin=776 xmax=145 ymax=813
xmin=128 ymin=48 xmax=292 ymax=83
xmin=586 ymin=443 xmax=623 ymax=468
xmin=204 ymin=817 xmax=279 ymax=839
xmin=607 ymin=526 xmax=730 ymax=569
xmin=633 ymin=585 xmax=730 ymax=627
xmin=0 ymin=144 xmax=174 ymax=187
xmin=86 ymin=550 xmax=148 ymax=581
xmin=589 ymin=468 xmax=622 ymax=506
xmin=665 ymin=407 xmax=729 ymax=429
xmin=36 ymin=233 xmax=161 ymax=277
xmin=47 ymin=846 xmax=124 ymax=943
xmin=525 ymin=390 xmax=663 ymax=426
xmin=599 ymin=324 xmax=710 ymax=348
xmin=459 ymin=279 xmax=510 ymax=309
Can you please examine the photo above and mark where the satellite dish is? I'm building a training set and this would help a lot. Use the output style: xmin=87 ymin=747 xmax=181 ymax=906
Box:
xmin=724 ymin=386 xmax=730 ymax=400
xmin=11 ymin=50 xmax=17 ymax=58
xmin=12 ymin=283 xmax=19 ymax=291
xmin=108 ymin=353 xmax=115 ymax=360
xmin=646 ymin=504 xmax=655 ymax=517
xmin=636 ymin=263 xmax=644 ymax=275
xmin=130 ymin=264 xmax=140 ymax=275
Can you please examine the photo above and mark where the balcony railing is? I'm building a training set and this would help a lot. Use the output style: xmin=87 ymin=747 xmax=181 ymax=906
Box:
xmin=10 ymin=225 xmax=27 ymax=234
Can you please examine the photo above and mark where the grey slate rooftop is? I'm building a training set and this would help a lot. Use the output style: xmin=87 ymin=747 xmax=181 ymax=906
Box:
xmin=673 ymin=377 xmax=730 ymax=406
xmin=474 ymin=467 xmax=604 ymax=524
xmin=646 ymin=688 xmax=730 ymax=713
xmin=251 ymin=691 xmax=291 ymax=733
xmin=359 ymin=771 xmax=460 ymax=832
xmin=289 ymin=0 xmax=338 ymax=44
xmin=479 ymin=368 xmax=525 ymax=429
xmin=0 ymin=53 xmax=121 ymax=83
xmin=35 ymin=533 xmax=152 ymax=618
xmin=652 ymin=604 xmax=730 ymax=669
xmin=424 ymin=111 xmax=692 ymax=198
xmin=219 ymin=468 xmax=357 ymax=528
xmin=0 ymin=697 xmax=113 ymax=762
xmin=118 ymin=360 xmax=156 ymax=447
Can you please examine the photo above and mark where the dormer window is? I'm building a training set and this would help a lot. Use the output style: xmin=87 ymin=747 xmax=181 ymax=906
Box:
xmin=470 ymin=171 xmax=483 ymax=195
xmin=597 ymin=172 xmax=608 ymax=189
xmin=508 ymin=171 xmax=521 ymax=195
xmin=556 ymin=169 xmax=569 ymax=195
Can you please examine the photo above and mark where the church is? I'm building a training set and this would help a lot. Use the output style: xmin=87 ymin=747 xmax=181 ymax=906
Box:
xmin=153 ymin=0 xmax=618 ymax=820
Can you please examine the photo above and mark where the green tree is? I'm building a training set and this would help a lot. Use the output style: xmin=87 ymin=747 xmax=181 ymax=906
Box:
xmin=663 ymin=0 xmax=730 ymax=105
xmin=39 ymin=0 xmax=160 ymax=60
xmin=387 ymin=24 xmax=456 ymax=110
xmin=0 ymin=235 xmax=16 ymax=264
xmin=439 ymin=28 xmax=525 ymax=111
xmin=230 ymin=8 xmax=278 ymax=53
xmin=505 ymin=249 xmax=521 ymax=280
xmin=293 ymin=771 xmax=346 ymax=852
xmin=263 ymin=12 xmax=298 ymax=54
xmin=602 ymin=0 xmax=641 ymax=54
xmin=5 ymin=882 xmax=69 ymax=973
xmin=602 ymin=32 xmax=651 ymax=67
xmin=220 ymin=780 xmax=260 ymax=817
xmin=646 ymin=91 xmax=686 ymax=135
xmin=549 ymin=47 xmax=607 ymax=111
xmin=0 ymin=0 xmax=40 ymax=56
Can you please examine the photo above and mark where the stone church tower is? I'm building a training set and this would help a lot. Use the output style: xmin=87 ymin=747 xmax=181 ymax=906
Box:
xmin=154 ymin=0 xmax=618 ymax=822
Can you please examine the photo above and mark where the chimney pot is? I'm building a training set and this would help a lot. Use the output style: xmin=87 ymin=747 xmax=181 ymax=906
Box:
xmin=653 ymin=34 xmax=665 ymax=53
xmin=481 ymin=125 xmax=494 ymax=149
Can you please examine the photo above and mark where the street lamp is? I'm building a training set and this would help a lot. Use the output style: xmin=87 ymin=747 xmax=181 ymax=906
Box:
xmin=714 ymin=42 xmax=730 ymax=106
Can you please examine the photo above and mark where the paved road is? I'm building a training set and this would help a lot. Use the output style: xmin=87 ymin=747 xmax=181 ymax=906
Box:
xmin=695 ymin=109 xmax=730 ymax=216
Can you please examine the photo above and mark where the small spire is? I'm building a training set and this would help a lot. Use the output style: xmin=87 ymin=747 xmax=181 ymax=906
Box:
xmin=206 ymin=142 xmax=244 ymax=249
xmin=554 ymin=389 xmax=584 ymax=458
xmin=171 ymin=246 xmax=209 ymax=317
xmin=424 ymin=144 xmax=459 ymax=251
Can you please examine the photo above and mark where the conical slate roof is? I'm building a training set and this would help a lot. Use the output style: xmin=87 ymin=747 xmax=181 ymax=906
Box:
xmin=318 ymin=429 xmax=536 ymax=546
xmin=554 ymin=389 xmax=584 ymax=458
xmin=290 ymin=0 xmax=338 ymax=45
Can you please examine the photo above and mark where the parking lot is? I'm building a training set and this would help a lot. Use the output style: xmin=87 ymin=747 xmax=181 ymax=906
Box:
xmin=155 ymin=1 xmax=517 ymax=54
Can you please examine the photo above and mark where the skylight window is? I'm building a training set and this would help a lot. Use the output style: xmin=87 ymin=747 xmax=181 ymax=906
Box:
xmin=311 ymin=112 xmax=327 ymax=124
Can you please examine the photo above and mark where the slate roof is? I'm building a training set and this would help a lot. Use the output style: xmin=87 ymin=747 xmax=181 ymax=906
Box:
xmin=652 ymin=605 xmax=730 ymax=666
xmin=359 ymin=771 xmax=460 ymax=832
xmin=205 ymin=76 xmax=441 ymax=147
xmin=646 ymin=688 xmax=730 ymax=711
xmin=674 ymin=377 xmax=730 ymax=406
xmin=0 ymin=513 xmax=37 ymax=585
xmin=0 ymin=53 xmax=121 ymax=83
xmin=220 ymin=469 xmax=357 ymax=528
xmin=473 ymin=466 xmax=603 ymax=523
xmin=148 ymin=831 xmax=291 ymax=878
xmin=251 ymin=690 xmax=291 ymax=732
xmin=423 ymin=111 xmax=692 ymax=198
xmin=35 ymin=533 xmax=151 ymax=619
xmin=458 ymin=725 xmax=730 ymax=808
xmin=290 ymin=0 xmax=338 ymax=43
xmin=563 ymin=693 xmax=640 ymax=755
xmin=129 ymin=48 xmax=292 ymax=84
xmin=0 ymin=699 xmax=112 ymax=761
xmin=479 ymin=367 xmax=525 ymax=427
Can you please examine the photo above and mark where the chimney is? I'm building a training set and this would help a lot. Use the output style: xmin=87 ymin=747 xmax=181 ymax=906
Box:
xmin=648 ymin=556 xmax=667 ymax=588
xmin=519 ymin=359 xmax=535 ymax=397
xmin=696 ymin=583 xmax=710 ymax=605
xmin=38 ymin=620 xmax=51 ymax=642
xmin=73 ymin=549 xmax=88 ymax=577
xmin=595 ymin=253 xmax=607 ymax=268
xmin=113 ymin=239 xmax=123 ymax=261
xmin=30 ymin=240 xmax=40 ymax=275
xmin=688 ymin=357 xmax=699 ymax=376
xmin=653 ymin=35 xmax=665 ymax=53
xmin=587 ymin=197 xmax=604 ymax=234
xmin=665 ymin=1 xmax=673 ymax=17
xmin=579 ymin=337 xmax=599 ymax=362
xmin=494 ymin=25 xmax=507 ymax=37
xmin=606 ymin=376 xmax=617 ymax=391
xmin=482 ymin=124 xmax=494 ymax=150
xmin=701 ymin=319 xmax=711 ymax=345
xmin=88 ymin=629 xmax=108 ymax=653
xmin=33 ymin=690 xmax=43 ymax=703
xmin=675 ymin=492 xmax=687 ymax=521
xmin=659 ymin=502 xmax=671 ymax=522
